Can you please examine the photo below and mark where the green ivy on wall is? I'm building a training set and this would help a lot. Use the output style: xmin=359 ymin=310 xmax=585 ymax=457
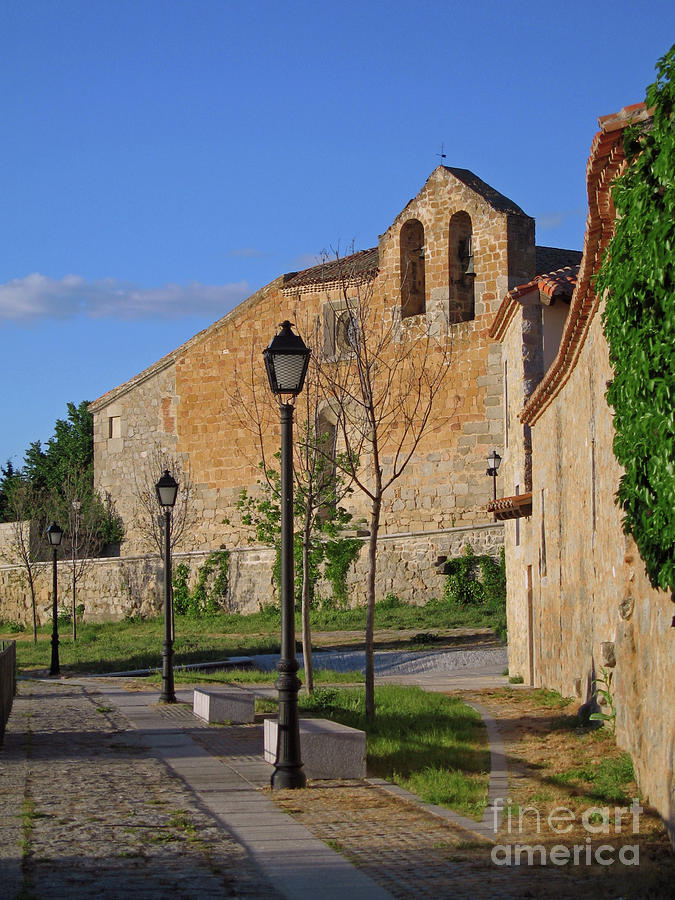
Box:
xmin=172 ymin=550 xmax=230 ymax=616
xmin=596 ymin=44 xmax=675 ymax=595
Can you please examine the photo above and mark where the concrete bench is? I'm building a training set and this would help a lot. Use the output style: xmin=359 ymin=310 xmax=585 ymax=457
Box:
xmin=193 ymin=687 xmax=255 ymax=724
xmin=263 ymin=717 xmax=366 ymax=779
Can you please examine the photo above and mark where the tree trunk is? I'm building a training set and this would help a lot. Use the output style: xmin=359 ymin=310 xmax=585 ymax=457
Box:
xmin=364 ymin=495 xmax=381 ymax=722
xmin=29 ymin=573 xmax=37 ymax=644
xmin=301 ymin=515 xmax=314 ymax=694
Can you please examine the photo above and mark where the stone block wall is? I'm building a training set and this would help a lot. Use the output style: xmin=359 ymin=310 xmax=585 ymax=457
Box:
xmin=90 ymin=168 xmax=534 ymax=559
xmin=92 ymin=359 xmax=179 ymax=552
xmin=0 ymin=521 xmax=28 ymax=566
xmin=0 ymin=523 xmax=503 ymax=626
xmin=521 ymin=310 xmax=674 ymax=840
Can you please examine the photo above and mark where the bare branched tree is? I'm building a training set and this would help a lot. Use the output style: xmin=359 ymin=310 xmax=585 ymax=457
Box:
xmin=1 ymin=479 xmax=46 ymax=642
xmin=133 ymin=447 xmax=197 ymax=557
xmin=315 ymin=248 xmax=455 ymax=720
xmin=59 ymin=470 xmax=105 ymax=640
xmin=228 ymin=316 xmax=356 ymax=693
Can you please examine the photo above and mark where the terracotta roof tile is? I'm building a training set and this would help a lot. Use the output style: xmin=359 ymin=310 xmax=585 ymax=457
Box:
xmin=486 ymin=492 xmax=533 ymax=520
xmin=489 ymin=265 xmax=579 ymax=340
xmin=282 ymin=247 xmax=379 ymax=292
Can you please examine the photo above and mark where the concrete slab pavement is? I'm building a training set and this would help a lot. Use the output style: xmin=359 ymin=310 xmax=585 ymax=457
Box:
xmin=90 ymin=680 xmax=393 ymax=900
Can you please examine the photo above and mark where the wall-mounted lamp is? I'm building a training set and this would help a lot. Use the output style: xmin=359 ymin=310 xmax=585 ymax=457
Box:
xmin=486 ymin=449 xmax=502 ymax=502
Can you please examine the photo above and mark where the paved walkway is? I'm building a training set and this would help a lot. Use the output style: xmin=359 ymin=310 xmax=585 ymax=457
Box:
xmin=1 ymin=678 xmax=395 ymax=899
xmin=2 ymin=667 xmax=640 ymax=899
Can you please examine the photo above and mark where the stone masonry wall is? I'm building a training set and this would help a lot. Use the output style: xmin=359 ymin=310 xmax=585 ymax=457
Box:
xmin=91 ymin=169 xmax=532 ymax=559
xmin=499 ymin=292 xmax=545 ymax=681
xmin=526 ymin=309 xmax=674 ymax=839
xmin=92 ymin=361 xmax=178 ymax=552
xmin=0 ymin=524 xmax=503 ymax=626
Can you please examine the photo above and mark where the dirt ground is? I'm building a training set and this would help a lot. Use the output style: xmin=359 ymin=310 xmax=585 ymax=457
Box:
xmin=271 ymin=686 xmax=674 ymax=899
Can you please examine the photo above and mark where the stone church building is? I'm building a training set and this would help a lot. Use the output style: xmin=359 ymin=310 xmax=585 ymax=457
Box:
xmin=2 ymin=113 xmax=672 ymax=840
xmin=86 ymin=133 xmax=674 ymax=838
xmin=88 ymin=165 xmax=580 ymax=606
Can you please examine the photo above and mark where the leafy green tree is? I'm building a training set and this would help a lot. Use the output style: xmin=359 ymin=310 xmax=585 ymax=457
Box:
xmin=597 ymin=44 xmax=675 ymax=594
xmin=1 ymin=401 xmax=124 ymax=560
xmin=22 ymin=401 xmax=94 ymax=495
xmin=0 ymin=461 xmax=21 ymax=521
xmin=236 ymin=439 xmax=360 ymax=693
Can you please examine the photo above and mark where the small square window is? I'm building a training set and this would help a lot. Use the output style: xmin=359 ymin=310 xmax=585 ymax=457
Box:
xmin=108 ymin=416 xmax=121 ymax=439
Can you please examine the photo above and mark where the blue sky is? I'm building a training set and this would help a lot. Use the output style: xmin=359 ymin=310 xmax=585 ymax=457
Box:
xmin=1 ymin=0 xmax=673 ymax=467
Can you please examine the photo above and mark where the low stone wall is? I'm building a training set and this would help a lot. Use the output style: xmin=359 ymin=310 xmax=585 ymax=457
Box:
xmin=0 ymin=640 xmax=16 ymax=745
xmin=0 ymin=523 xmax=503 ymax=626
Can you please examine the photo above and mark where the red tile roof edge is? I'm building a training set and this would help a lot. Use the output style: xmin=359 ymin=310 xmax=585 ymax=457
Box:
xmin=519 ymin=103 xmax=650 ymax=426
xmin=486 ymin=492 xmax=533 ymax=519
xmin=489 ymin=266 xmax=579 ymax=342
xmin=281 ymin=247 xmax=379 ymax=292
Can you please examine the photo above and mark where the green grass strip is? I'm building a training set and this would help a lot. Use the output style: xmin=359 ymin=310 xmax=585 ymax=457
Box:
xmin=299 ymin=684 xmax=490 ymax=820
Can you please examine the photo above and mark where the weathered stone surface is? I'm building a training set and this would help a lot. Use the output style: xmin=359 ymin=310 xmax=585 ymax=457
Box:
xmin=193 ymin=687 xmax=254 ymax=724
xmin=85 ymin=168 xmax=533 ymax=561
xmin=0 ymin=523 xmax=503 ymax=624
xmin=264 ymin=717 xmax=366 ymax=779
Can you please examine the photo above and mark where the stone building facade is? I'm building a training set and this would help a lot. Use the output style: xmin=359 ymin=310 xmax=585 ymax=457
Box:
xmin=489 ymin=104 xmax=674 ymax=841
xmin=87 ymin=166 xmax=578 ymax=608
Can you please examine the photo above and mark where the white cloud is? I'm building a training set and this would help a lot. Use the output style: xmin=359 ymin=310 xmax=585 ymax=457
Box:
xmin=0 ymin=274 xmax=250 ymax=323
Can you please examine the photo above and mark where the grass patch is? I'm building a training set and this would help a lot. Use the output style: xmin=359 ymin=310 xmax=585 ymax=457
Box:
xmin=545 ymin=752 xmax=635 ymax=804
xmin=168 ymin=809 xmax=197 ymax=835
xmin=8 ymin=616 xmax=281 ymax=675
xmin=298 ymin=684 xmax=489 ymax=820
xmin=142 ymin=666 xmax=364 ymax=686
xmin=4 ymin=597 xmax=503 ymax=676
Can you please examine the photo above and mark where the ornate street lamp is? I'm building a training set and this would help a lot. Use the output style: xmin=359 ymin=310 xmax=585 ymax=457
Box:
xmin=263 ymin=321 xmax=311 ymax=790
xmin=156 ymin=469 xmax=179 ymax=703
xmin=46 ymin=522 xmax=63 ymax=676
xmin=486 ymin=449 xmax=502 ymax=502
xmin=71 ymin=499 xmax=81 ymax=641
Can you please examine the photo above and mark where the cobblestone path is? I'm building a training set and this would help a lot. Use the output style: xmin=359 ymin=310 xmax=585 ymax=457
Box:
xmin=0 ymin=681 xmax=279 ymax=899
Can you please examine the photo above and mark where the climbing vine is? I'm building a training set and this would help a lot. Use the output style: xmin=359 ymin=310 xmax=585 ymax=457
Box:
xmin=172 ymin=550 xmax=230 ymax=616
xmin=443 ymin=544 xmax=505 ymax=608
xmin=443 ymin=545 xmax=506 ymax=641
xmin=323 ymin=537 xmax=362 ymax=607
xmin=596 ymin=44 xmax=675 ymax=594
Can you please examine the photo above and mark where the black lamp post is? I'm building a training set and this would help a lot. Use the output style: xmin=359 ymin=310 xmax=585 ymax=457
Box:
xmin=264 ymin=320 xmax=311 ymax=790
xmin=156 ymin=469 xmax=179 ymax=703
xmin=486 ymin=449 xmax=502 ymax=502
xmin=46 ymin=522 xmax=63 ymax=676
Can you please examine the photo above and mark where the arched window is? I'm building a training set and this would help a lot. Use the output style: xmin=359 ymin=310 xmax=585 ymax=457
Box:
xmin=400 ymin=219 xmax=426 ymax=318
xmin=449 ymin=211 xmax=475 ymax=322
xmin=316 ymin=408 xmax=338 ymax=520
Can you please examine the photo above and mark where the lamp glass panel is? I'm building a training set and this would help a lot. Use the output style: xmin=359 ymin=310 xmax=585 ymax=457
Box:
xmin=157 ymin=484 xmax=178 ymax=507
xmin=46 ymin=524 xmax=63 ymax=546
xmin=271 ymin=354 xmax=307 ymax=393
